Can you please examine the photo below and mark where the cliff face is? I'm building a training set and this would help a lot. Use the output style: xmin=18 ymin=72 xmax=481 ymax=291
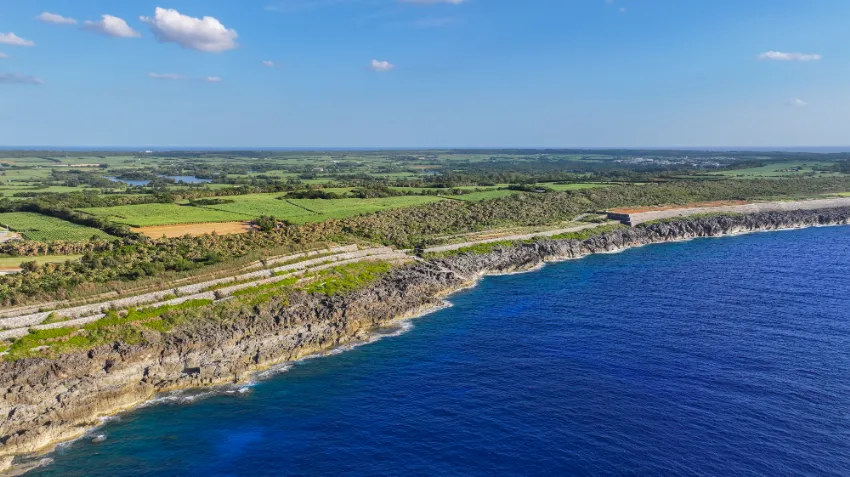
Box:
xmin=2 ymin=208 xmax=849 ymax=467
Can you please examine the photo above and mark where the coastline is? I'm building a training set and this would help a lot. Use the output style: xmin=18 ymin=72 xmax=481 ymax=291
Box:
xmin=3 ymin=208 xmax=850 ymax=474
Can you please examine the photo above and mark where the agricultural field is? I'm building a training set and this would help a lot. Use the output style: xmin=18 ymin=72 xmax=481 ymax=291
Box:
xmin=0 ymin=213 xmax=116 ymax=242
xmin=711 ymin=161 xmax=847 ymax=179
xmin=78 ymin=204 xmax=251 ymax=227
xmin=285 ymin=195 xmax=444 ymax=222
xmin=191 ymin=194 xmax=322 ymax=222
xmin=198 ymin=193 xmax=446 ymax=223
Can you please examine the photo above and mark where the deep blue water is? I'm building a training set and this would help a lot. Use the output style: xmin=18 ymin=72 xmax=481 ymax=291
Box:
xmin=30 ymin=226 xmax=850 ymax=476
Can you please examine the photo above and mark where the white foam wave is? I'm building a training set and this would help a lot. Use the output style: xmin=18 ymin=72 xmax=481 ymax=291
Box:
xmin=141 ymin=384 xmax=251 ymax=407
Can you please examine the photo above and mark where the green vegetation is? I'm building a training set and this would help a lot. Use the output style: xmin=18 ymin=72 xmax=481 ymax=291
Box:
xmin=204 ymin=193 xmax=445 ymax=223
xmin=447 ymin=190 xmax=519 ymax=201
xmin=712 ymin=161 xmax=846 ymax=179
xmin=0 ymin=212 xmax=114 ymax=241
xmin=549 ymin=223 xmax=627 ymax=240
xmin=544 ymin=182 xmax=611 ymax=191
xmin=304 ymin=261 xmax=394 ymax=296
xmin=78 ymin=204 xmax=250 ymax=227
xmin=285 ymin=196 xmax=443 ymax=222
xmin=187 ymin=194 xmax=317 ymax=222
xmin=638 ymin=212 xmax=745 ymax=226
xmin=232 ymin=276 xmax=300 ymax=298
xmin=0 ymin=255 xmax=82 ymax=269
xmin=4 ymin=299 xmax=214 ymax=361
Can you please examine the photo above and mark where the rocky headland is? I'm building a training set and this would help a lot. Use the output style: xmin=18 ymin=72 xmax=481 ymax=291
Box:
xmin=2 ymin=207 xmax=849 ymax=472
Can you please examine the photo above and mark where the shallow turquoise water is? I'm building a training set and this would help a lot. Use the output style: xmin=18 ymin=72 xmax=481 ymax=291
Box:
xmin=30 ymin=226 xmax=850 ymax=476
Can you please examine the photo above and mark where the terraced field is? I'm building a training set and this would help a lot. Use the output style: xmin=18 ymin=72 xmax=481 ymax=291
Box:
xmin=0 ymin=213 xmax=115 ymax=242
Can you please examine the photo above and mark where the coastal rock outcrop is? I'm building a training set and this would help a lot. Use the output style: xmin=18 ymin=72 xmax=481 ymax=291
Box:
xmin=1 ymin=207 xmax=849 ymax=469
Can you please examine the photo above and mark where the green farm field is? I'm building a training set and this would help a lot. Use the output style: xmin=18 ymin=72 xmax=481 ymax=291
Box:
xmin=285 ymin=195 xmax=444 ymax=222
xmin=200 ymin=193 xmax=445 ymax=223
xmin=78 ymin=204 xmax=251 ymax=227
xmin=710 ymin=162 xmax=847 ymax=179
xmin=0 ymin=213 xmax=116 ymax=242
xmin=78 ymin=194 xmax=446 ymax=226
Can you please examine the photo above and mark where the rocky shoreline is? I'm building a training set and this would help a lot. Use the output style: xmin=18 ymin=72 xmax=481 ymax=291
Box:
xmin=2 ymin=207 xmax=850 ymax=473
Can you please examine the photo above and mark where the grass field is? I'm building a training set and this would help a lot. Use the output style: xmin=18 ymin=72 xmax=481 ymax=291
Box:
xmin=0 ymin=213 xmax=115 ymax=242
xmin=0 ymin=254 xmax=83 ymax=270
xmin=79 ymin=204 xmax=251 ymax=227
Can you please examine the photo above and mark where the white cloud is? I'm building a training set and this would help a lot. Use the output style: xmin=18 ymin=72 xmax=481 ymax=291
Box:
xmin=619 ymin=7 xmax=627 ymax=13
xmin=263 ymin=60 xmax=276 ymax=68
xmin=371 ymin=59 xmax=395 ymax=72
xmin=758 ymin=51 xmax=821 ymax=62
xmin=0 ymin=33 xmax=35 ymax=47
xmin=37 ymin=12 xmax=77 ymax=25
xmin=141 ymin=8 xmax=238 ymax=53
xmin=0 ymin=73 xmax=44 ymax=85
xmin=204 ymin=76 xmax=223 ymax=83
xmin=0 ymin=53 xmax=8 ymax=59
xmin=399 ymin=0 xmax=468 ymax=4
xmin=788 ymin=98 xmax=808 ymax=107
xmin=147 ymin=73 xmax=185 ymax=80
xmin=83 ymin=15 xmax=141 ymax=38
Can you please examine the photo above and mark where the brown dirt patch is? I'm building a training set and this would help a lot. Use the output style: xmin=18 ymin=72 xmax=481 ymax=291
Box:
xmin=609 ymin=200 xmax=750 ymax=215
xmin=0 ymin=232 xmax=22 ymax=243
xmin=134 ymin=221 xmax=255 ymax=238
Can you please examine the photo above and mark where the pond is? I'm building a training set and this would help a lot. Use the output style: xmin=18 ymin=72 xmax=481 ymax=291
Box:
xmin=106 ymin=176 xmax=212 ymax=186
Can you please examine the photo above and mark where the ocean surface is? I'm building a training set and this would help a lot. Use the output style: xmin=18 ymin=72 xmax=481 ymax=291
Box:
xmin=30 ymin=226 xmax=850 ymax=476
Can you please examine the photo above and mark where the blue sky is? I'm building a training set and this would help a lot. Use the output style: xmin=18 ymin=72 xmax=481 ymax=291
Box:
xmin=0 ymin=0 xmax=846 ymax=148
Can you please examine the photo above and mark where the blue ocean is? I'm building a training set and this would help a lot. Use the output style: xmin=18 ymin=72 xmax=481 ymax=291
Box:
xmin=31 ymin=226 xmax=850 ymax=476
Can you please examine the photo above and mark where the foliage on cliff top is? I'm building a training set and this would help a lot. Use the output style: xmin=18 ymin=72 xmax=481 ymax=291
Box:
xmin=304 ymin=261 xmax=394 ymax=296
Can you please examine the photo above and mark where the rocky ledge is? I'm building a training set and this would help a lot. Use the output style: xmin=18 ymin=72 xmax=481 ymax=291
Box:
xmin=1 ymin=207 xmax=849 ymax=471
